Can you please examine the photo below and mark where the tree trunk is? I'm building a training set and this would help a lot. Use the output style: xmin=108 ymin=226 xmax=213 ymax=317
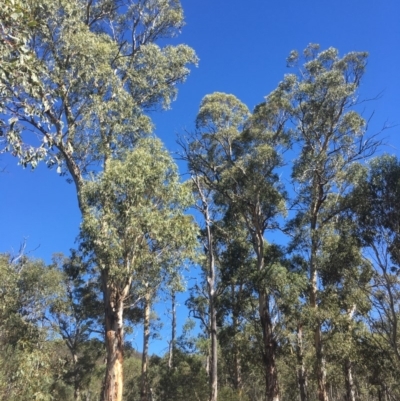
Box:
xmin=102 ymin=271 xmax=125 ymax=401
xmin=310 ymin=237 xmax=328 ymax=401
xmin=207 ymin=231 xmax=218 ymax=401
xmin=199 ymin=184 xmax=218 ymax=401
xmin=344 ymin=359 xmax=356 ymax=401
xmin=254 ymin=233 xmax=279 ymax=401
xmin=233 ymin=346 xmax=243 ymax=399
xmin=72 ymin=353 xmax=81 ymax=401
xmin=232 ymin=284 xmax=243 ymax=397
xmin=168 ymin=291 xmax=176 ymax=370
xmin=314 ymin=326 xmax=328 ymax=401
xmin=259 ymin=291 xmax=280 ymax=401
xmin=209 ymin=291 xmax=218 ymax=401
xmin=141 ymin=287 xmax=151 ymax=401
xmin=74 ymin=383 xmax=81 ymax=401
xmin=296 ymin=324 xmax=308 ymax=401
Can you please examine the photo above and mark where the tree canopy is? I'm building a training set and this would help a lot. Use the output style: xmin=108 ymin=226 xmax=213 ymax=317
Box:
xmin=1 ymin=2 xmax=399 ymax=398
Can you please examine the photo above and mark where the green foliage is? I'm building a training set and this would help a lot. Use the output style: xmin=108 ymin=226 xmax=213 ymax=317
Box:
xmin=351 ymin=154 xmax=400 ymax=383
xmin=48 ymin=252 xmax=104 ymax=399
xmin=150 ymin=350 xmax=208 ymax=401
xmin=0 ymin=254 xmax=64 ymax=400
xmin=123 ymin=352 xmax=142 ymax=401
xmin=81 ymin=136 xmax=198 ymax=280
xmin=2 ymin=27 xmax=400 ymax=399
xmin=1 ymin=0 xmax=197 ymax=182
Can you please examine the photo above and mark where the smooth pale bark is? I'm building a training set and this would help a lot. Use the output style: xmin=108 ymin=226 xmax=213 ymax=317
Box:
xmin=310 ymin=213 xmax=328 ymax=401
xmin=314 ymin=328 xmax=328 ymax=401
xmin=141 ymin=288 xmax=151 ymax=401
xmin=344 ymin=306 xmax=356 ymax=401
xmin=206 ymin=203 xmax=218 ymax=401
xmin=101 ymin=270 xmax=129 ymax=401
xmin=296 ymin=324 xmax=308 ymax=401
xmin=344 ymin=359 xmax=356 ymax=401
xmin=194 ymin=178 xmax=218 ymax=401
xmin=72 ymin=353 xmax=81 ymax=401
xmin=209 ymin=288 xmax=218 ymax=401
xmin=231 ymin=284 xmax=243 ymax=396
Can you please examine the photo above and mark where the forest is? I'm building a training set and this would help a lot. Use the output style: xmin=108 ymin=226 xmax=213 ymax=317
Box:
xmin=0 ymin=1 xmax=399 ymax=401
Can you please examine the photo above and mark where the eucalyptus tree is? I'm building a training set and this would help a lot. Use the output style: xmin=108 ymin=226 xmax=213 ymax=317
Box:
xmin=139 ymin=259 xmax=186 ymax=401
xmin=1 ymin=1 xmax=196 ymax=399
xmin=48 ymin=251 xmax=104 ymax=401
xmin=226 ymin=95 xmax=290 ymax=401
xmin=180 ymin=92 xmax=251 ymax=401
xmin=183 ymin=92 xmax=289 ymax=401
xmin=80 ymin=137 xmax=197 ymax=401
xmin=284 ymin=44 xmax=380 ymax=401
xmin=316 ymin=216 xmax=372 ymax=401
xmin=216 ymin=214 xmax=254 ymax=398
xmin=352 ymin=155 xmax=400 ymax=385
xmin=0 ymin=0 xmax=41 ymax=109
xmin=1 ymin=0 xmax=197 ymax=184
xmin=0 ymin=254 xmax=63 ymax=401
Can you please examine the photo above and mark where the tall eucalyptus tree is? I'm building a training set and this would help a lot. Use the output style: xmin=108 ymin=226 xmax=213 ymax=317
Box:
xmin=0 ymin=1 xmax=197 ymax=399
xmin=183 ymin=91 xmax=289 ymax=401
xmin=80 ymin=137 xmax=197 ymax=400
xmin=352 ymin=154 xmax=400 ymax=391
xmin=180 ymin=93 xmax=251 ymax=401
xmin=285 ymin=44 xmax=380 ymax=401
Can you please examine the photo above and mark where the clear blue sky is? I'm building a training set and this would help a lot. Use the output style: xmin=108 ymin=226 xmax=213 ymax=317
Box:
xmin=1 ymin=0 xmax=399 ymax=354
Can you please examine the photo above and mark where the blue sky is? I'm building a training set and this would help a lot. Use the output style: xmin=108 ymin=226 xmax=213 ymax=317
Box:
xmin=1 ymin=0 xmax=399 ymax=354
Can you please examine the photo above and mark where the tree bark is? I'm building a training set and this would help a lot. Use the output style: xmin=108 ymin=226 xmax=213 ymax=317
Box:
xmin=259 ymin=291 xmax=280 ymax=401
xmin=195 ymin=179 xmax=218 ymax=401
xmin=209 ymin=289 xmax=218 ymax=401
xmin=314 ymin=327 xmax=328 ymax=401
xmin=310 ymin=231 xmax=328 ymax=401
xmin=253 ymin=231 xmax=279 ymax=401
xmin=232 ymin=283 xmax=243 ymax=397
xmin=296 ymin=324 xmax=308 ymax=401
xmin=206 ymin=209 xmax=218 ymax=401
xmin=72 ymin=353 xmax=81 ymax=401
xmin=101 ymin=270 xmax=125 ymax=401
xmin=141 ymin=287 xmax=151 ymax=401
xmin=344 ymin=359 xmax=356 ymax=401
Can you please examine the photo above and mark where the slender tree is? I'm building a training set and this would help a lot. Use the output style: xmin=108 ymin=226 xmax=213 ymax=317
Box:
xmin=285 ymin=44 xmax=380 ymax=401
xmin=182 ymin=91 xmax=290 ymax=401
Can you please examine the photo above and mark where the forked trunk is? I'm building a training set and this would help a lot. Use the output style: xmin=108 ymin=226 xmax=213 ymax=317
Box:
xmin=102 ymin=272 xmax=125 ymax=401
xmin=259 ymin=291 xmax=280 ymax=401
